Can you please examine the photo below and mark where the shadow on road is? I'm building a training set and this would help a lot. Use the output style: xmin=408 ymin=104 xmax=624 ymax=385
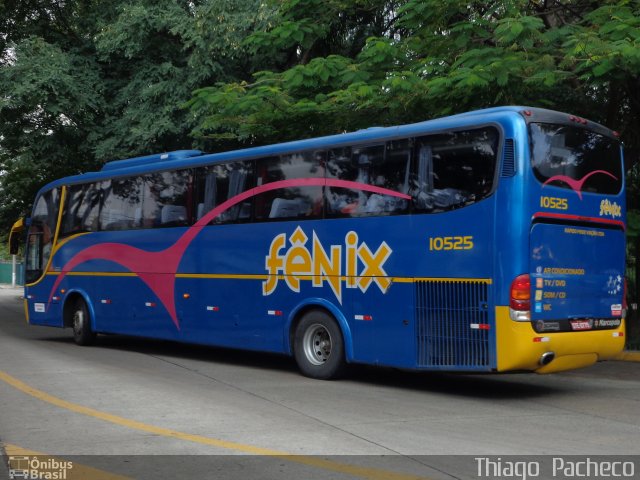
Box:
xmin=37 ymin=331 xmax=559 ymax=399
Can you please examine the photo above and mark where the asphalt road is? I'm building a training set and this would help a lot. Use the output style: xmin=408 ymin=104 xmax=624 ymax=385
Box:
xmin=1 ymin=286 xmax=639 ymax=480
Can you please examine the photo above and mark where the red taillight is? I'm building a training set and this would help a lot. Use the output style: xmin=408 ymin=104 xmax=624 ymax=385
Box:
xmin=510 ymin=274 xmax=531 ymax=311
xmin=623 ymin=278 xmax=628 ymax=310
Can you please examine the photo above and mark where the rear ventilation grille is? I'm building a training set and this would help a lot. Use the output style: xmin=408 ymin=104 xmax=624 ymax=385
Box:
xmin=501 ymin=139 xmax=516 ymax=177
xmin=416 ymin=279 xmax=491 ymax=368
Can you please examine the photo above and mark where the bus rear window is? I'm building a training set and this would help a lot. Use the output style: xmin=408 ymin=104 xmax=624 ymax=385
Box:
xmin=530 ymin=123 xmax=622 ymax=195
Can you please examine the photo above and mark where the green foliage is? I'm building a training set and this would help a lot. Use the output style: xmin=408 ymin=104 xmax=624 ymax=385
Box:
xmin=0 ymin=34 xmax=104 ymax=231
xmin=90 ymin=0 xmax=266 ymax=159
xmin=0 ymin=243 xmax=9 ymax=262
xmin=0 ymin=0 xmax=266 ymax=239
xmin=187 ymin=0 xmax=640 ymax=157
xmin=629 ymin=211 xmax=640 ymax=238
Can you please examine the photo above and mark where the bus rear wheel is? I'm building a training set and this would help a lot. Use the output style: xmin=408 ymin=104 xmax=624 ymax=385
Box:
xmin=71 ymin=298 xmax=96 ymax=346
xmin=294 ymin=310 xmax=345 ymax=380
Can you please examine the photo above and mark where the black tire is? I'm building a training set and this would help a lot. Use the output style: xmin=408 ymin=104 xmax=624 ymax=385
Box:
xmin=71 ymin=298 xmax=96 ymax=346
xmin=293 ymin=310 xmax=345 ymax=380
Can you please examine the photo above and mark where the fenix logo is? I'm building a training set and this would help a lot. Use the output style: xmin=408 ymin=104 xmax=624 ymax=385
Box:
xmin=599 ymin=199 xmax=622 ymax=218
xmin=263 ymin=226 xmax=392 ymax=304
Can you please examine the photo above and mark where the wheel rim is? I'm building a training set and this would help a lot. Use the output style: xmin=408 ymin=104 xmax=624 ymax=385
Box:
xmin=302 ymin=323 xmax=332 ymax=365
xmin=73 ymin=308 xmax=84 ymax=336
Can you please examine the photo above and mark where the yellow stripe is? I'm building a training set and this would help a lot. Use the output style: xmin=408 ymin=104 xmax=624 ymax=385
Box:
xmin=48 ymin=271 xmax=491 ymax=285
xmin=176 ymin=273 xmax=269 ymax=280
xmin=51 ymin=186 xmax=67 ymax=259
xmin=4 ymin=443 xmax=130 ymax=480
xmin=0 ymin=370 xmax=428 ymax=480
xmin=54 ymin=231 xmax=92 ymax=251
xmin=179 ymin=274 xmax=490 ymax=284
xmin=45 ymin=272 xmax=137 ymax=277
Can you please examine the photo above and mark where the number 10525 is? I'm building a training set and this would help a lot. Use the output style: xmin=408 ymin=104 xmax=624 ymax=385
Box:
xmin=429 ymin=236 xmax=474 ymax=251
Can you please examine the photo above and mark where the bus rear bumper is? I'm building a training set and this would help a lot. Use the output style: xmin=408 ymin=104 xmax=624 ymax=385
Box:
xmin=495 ymin=306 xmax=625 ymax=374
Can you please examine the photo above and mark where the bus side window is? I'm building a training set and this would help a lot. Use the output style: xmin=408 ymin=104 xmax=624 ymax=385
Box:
xmin=254 ymin=152 xmax=324 ymax=221
xmin=227 ymin=166 xmax=252 ymax=221
xmin=100 ymin=178 xmax=143 ymax=230
xmin=326 ymin=146 xmax=369 ymax=216
xmin=61 ymin=183 xmax=101 ymax=236
xmin=195 ymin=161 xmax=254 ymax=225
xmin=198 ymin=171 xmax=217 ymax=220
xmin=412 ymin=128 xmax=499 ymax=213
xmin=326 ymin=142 xmax=410 ymax=217
xmin=413 ymin=145 xmax=434 ymax=210
xmin=142 ymin=170 xmax=191 ymax=228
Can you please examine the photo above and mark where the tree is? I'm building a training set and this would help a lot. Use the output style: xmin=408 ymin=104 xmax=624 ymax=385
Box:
xmin=0 ymin=0 xmax=267 ymax=236
xmin=90 ymin=0 xmax=271 ymax=160
xmin=187 ymin=0 xmax=640 ymax=163
xmin=187 ymin=0 xmax=400 ymax=146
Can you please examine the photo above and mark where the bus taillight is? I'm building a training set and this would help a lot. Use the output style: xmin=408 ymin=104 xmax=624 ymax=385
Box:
xmin=510 ymin=274 xmax=531 ymax=321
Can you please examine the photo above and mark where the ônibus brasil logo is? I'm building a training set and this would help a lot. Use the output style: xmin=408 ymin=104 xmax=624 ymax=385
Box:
xmin=263 ymin=226 xmax=392 ymax=304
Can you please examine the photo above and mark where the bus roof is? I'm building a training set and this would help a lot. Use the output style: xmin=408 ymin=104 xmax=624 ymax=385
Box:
xmin=35 ymin=106 xmax=617 ymax=195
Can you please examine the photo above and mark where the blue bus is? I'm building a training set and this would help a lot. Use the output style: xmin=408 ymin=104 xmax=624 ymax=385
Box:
xmin=9 ymin=106 xmax=626 ymax=379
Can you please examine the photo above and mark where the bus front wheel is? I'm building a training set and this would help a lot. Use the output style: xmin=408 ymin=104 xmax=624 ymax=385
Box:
xmin=71 ymin=298 xmax=96 ymax=346
xmin=294 ymin=310 xmax=345 ymax=380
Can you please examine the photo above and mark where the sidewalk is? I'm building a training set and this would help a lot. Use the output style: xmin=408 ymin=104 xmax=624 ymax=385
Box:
xmin=0 ymin=284 xmax=23 ymax=298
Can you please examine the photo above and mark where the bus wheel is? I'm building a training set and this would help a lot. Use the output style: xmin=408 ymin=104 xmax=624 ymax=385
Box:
xmin=71 ymin=299 xmax=96 ymax=346
xmin=294 ymin=310 xmax=345 ymax=380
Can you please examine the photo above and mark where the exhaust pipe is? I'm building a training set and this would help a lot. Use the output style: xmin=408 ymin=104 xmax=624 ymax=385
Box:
xmin=539 ymin=351 xmax=555 ymax=366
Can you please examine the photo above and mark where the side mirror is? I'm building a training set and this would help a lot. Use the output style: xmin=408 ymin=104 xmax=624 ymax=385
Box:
xmin=8 ymin=217 xmax=26 ymax=255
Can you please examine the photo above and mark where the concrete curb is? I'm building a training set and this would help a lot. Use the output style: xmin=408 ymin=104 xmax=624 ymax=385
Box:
xmin=613 ymin=351 xmax=640 ymax=362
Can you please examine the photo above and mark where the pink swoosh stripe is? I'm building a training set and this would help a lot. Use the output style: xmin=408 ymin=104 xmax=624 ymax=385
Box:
xmin=48 ymin=178 xmax=411 ymax=327
xmin=542 ymin=170 xmax=617 ymax=199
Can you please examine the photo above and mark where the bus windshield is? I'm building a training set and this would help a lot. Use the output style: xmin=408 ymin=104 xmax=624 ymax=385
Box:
xmin=529 ymin=123 xmax=622 ymax=196
xmin=25 ymin=188 xmax=60 ymax=284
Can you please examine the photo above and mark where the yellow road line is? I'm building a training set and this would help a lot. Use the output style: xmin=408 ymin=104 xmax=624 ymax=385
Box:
xmin=4 ymin=443 xmax=130 ymax=480
xmin=0 ymin=369 xmax=427 ymax=480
